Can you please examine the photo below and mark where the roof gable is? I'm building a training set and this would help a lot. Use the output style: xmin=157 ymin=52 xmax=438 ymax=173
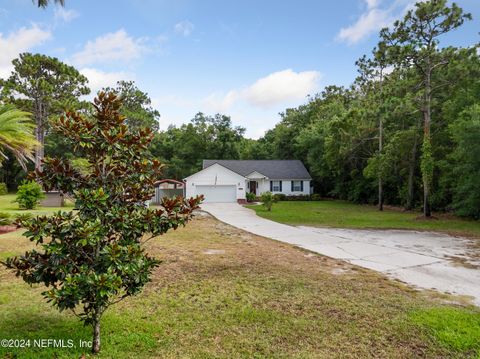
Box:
xmin=202 ymin=160 xmax=312 ymax=180
xmin=185 ymin=162 xmax=246 ymax=180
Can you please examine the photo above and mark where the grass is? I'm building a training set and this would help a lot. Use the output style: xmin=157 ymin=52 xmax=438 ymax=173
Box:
xmin=0 ymin=193 xmax=73 ymax=217
xmin=246 ymin=200 xmax=480 ymax=238
xmin=410 ymin=307 xmax=480 ymax=354
xmin=1 ymin=214 xmax=479 ymax=358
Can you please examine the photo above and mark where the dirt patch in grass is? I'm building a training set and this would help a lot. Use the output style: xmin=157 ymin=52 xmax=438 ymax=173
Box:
xmin=0 ymin=215 xmax=476 ymax=358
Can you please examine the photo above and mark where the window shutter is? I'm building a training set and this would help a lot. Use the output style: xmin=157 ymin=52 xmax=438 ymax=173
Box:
xmin=270 ymin=181 xmax=273 ymax=191
xmin=291 ymin=181 xmax=294 ymax=192
xmin=301 ymin=181 xmax=304 ymax=191
xmin=279 ymin=181 xmax=282 ymax=192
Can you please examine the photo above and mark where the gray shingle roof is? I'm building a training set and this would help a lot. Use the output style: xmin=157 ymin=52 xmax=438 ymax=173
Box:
xmin=203 ymin=160 xmax=312 ymax=180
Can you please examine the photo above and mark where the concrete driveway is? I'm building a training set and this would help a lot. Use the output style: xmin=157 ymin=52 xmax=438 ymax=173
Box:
xmin=201 ymin=202 xmax=480 ymax=305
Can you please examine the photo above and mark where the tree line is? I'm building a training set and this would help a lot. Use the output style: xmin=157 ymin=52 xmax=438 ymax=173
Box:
xmin=0 ymin=0 xmax=478 ymax=219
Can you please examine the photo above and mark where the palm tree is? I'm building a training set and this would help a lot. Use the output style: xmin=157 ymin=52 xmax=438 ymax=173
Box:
xmin=36 ymin=0 xmax=64 ymax=8
xmin=0 ymin=105 xmax=39 ymax=170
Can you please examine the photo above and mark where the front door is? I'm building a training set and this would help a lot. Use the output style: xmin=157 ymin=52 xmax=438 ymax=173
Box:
xmin=249 ymin=181 xmax=257 ymax=195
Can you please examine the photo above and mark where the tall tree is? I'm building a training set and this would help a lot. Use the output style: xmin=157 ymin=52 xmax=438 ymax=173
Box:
xmin=3 ymin=93 xmax=201 ymax=354
xmin=0 ymin=105 xmax=38 ymax=170
xmin=355 ymin=44 xmax=388 ymax=211
xmin=379 ymin=0 xmax=471 ymax=217
xmin=102 ymin=81 xmax=160 ymax=132
xmin=0 ymin=53 xmax=90 ymax=170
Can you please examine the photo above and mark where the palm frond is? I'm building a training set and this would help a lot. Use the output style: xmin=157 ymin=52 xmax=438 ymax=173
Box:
xmin=36 ymin=0 xmax=65 ymax=8
xmin=0 ymin=105 xmax=40 ymax=170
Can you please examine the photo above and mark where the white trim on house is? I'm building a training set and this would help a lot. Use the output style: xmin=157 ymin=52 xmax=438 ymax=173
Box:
xmin=246 ymin=171 xmax=268 ymax=179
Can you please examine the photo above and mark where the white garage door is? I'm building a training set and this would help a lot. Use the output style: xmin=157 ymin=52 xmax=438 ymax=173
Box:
xmin=195 ymin=185 xmax=236 ymax=203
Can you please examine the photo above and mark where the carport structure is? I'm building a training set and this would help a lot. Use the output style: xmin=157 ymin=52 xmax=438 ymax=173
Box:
xmin=151 ymin=179 xmax=185 ymax=204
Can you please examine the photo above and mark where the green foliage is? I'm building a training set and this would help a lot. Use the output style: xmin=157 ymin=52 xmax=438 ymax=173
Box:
xmin=36 ymin=0 xmax=64 ymax=8
xmin=70 ymin=157 xmax=91 ymax=175
xmin=273 ymin=193 xmax=286 ymax=201
xmin=3 ymin=93 xmax=202 ymax=354
xmin=260 ymin=191 xmax=277 ymax=211
xmin=0 ymin=105 xmax=38 ymax=169
xmin=102 ymin=80 xmax=160 ymax=132
xmin=0 ymin=183 xmax=7 ymax=195
xmin=410 ymin=307 xmax=480 ymax=353
xmin=0 ymin=212 xmax=11 ymax=226
xmin=245 ymin=192 xmax=256 ymax=202
xmin=151 ymin=112 xmax=245 ymax=179
xmin=14 ymin=212 xmax=33 ymax=224
xmin=448 ymin=104 xmax=480 ymax=218
xmin=310 ymin=194 xmax=322 ymax=201
xmin=0 ymin=52 xmax=90 ymax=168
xmin=14 ymin=181 xmax=44 ymax=209
xmin=420 ymin=136 xmax=434 ymax=192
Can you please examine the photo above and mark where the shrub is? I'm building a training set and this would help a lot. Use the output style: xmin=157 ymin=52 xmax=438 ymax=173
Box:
xmin=0 ymin=183 xmax=8 ymax=195
xmin=3 ymin=93 xmax=202 ymax=354
xmin=261 ymin=191 xmax=277 ymax=211
xmin=285 ymin=195 xmax=311 ymax=201
xmin=246 ymin=192 xmax=256 ymax=202
xmin=0 ymin=212 xmax=12 ymax=226
xmin=311 ymin=194 xmax=322 ymax=201
xmin=273 ymin=193 xmax=286 ymax=201
xmin=15 ymin=181 xmax=44 ymax=209
xmin=14 ymin=213 xmax=33 ymax=225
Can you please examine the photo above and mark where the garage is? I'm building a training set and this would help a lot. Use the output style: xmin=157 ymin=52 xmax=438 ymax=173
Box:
xmin=195 ymin=185 xmax=236 ymax=203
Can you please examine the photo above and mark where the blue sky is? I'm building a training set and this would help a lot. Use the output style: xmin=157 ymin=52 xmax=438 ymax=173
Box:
xmin=0 ymin=0 xmax=478 ymax=138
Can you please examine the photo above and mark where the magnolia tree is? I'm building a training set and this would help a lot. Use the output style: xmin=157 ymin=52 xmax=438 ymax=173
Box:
xmin=3 ymin=93 xmax=202 ymax=354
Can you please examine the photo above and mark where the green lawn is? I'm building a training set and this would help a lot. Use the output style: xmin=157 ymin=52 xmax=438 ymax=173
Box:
xmin=0 ymin=193 xmax=73 ymax=217
xmin=246 ymin=200 xmax=480 ymax=238
xmin=1 ymin=216 xmax=479 ymax=358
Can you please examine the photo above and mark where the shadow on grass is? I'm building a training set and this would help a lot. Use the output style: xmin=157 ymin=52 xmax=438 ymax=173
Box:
xmin=0 ymin=311 xmax=91 ymax=358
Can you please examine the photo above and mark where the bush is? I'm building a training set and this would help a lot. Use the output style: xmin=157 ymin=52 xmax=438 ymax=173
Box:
xmin=311 ymin=194 xmax=322 ymax=201
xmin=15 ymin=181 xmax=44 ymax=209
xmin=261 ymin=191 xmax=277 ymax=211
xmin=246 ymin=192 xmax=256 ymax=202
xmin=0 ymin=183 xmax=8 ymax=195
xmin=283 ymin=195 xmax=311 ymax=201
xmin=273 ymin=193 xmax=286 ymax=201
xmin=0 ymin=212 xmax=12 ymax=226
xmin=14 ymin=213 xmax=33 ymax=225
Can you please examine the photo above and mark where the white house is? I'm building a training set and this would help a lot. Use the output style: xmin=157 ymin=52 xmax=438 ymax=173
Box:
xmin=185 ymin=160 xmax=312 ymax=203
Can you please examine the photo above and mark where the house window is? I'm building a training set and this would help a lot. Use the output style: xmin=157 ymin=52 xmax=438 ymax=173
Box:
xmin=292 ymin=180 xmax=303 ymax=192
xmin=272 ymin=180 xmax=281 ymax=192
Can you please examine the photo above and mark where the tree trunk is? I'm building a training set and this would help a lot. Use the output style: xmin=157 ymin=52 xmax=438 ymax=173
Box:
xmin=406 ymin=129 xmax=418 ymax=210
xmin=378 ymin=69 xmax=384 ymax=211
xmin=422 ymin=68 xmax=432 ymax=218
xmin=92 ymin=315 xmax=101 ymax=354
xmin=34 ymin=100 xmax=45 ymax=171
xmin=378 ymin=116 xmax=384 ymax=211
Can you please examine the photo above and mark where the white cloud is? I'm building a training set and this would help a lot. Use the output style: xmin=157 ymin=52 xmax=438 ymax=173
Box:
xmin=71 ymin=29 xmax=148 ymax=66
xmin=203 ymin=90 xmax=239 ymax=113
xmin=80 ymin=68 xmax=134 ymax=95
xmin=174 ymin=20 xmax=194 ymax=37
xmin=54 ymin=7 xmax=79 ymax=23
xmin=337 ymin=0 xmax=416 ymax=45
xmin=365 ymin=0 xmax=381 ymax=9
xmin=337 ymin=7 xmax=391 ymax=44
xmin=244 ymin=69 xmax=320 ymax=108
xmin=205 ymin=69 xmax=321 ymax=112
xmin=0 ymin=25 xmax=51 ymax=79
